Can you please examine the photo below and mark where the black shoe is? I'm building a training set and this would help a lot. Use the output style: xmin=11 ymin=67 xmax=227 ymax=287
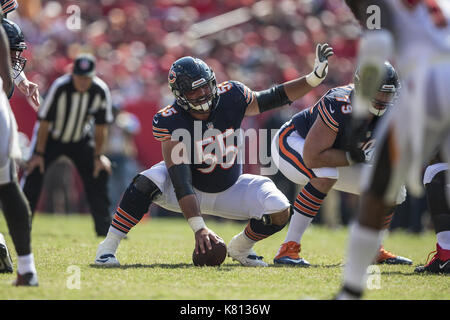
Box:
xmin=0 ymin=234 xmax=13 ymax=273
xmin=414 ymin=244 xmax=450 ymax=274
xmin=13 ymin=272 xmax=39 ymax=286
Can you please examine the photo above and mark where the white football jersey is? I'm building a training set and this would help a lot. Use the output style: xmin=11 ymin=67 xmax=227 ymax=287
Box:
xmin=386 ymin=0 xmax=450 ymax=71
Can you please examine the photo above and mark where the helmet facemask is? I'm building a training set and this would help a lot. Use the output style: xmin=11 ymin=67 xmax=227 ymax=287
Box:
xmin=369 ymin=84 xmax=397 ymax=116
xmin=10 ymin=48 xmax=27 ymax=78
xmin=182 ymin=78 xmax=218 ymax=114
xmin=168 ymin=57 xmax=220 ymax=114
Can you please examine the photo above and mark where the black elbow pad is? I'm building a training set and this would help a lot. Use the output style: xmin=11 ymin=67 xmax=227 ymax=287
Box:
xmin=168 ymin=164 xmax=195 ymax=200
xmin=256 ymin=84 xmax=292 ymax=113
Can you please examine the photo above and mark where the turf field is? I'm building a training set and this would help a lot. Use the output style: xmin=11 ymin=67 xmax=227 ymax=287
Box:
xmin=0 ymin=213 xmax=448 ymax=300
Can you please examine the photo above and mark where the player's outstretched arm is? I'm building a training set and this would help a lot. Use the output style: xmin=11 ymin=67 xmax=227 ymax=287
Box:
xmin=245 ymin=43 xmax=333 ymax=116
xmin=162 ymin=140 xmax=222 ymax=254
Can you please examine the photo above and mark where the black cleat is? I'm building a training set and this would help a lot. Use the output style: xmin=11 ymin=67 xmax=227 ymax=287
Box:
xmin=0 ymin=233 xmax=13 ymax=273
xmin=415 ymin=244 xmax=450 ymax=274
xmin=13 ymin=272 xmax=39 ymax=286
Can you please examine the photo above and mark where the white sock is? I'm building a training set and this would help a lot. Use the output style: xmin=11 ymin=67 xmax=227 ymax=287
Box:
xmin=233 ymin=231 xmax=256 ymax=251
xmin=437 ymin=231 xmax=450 ymax=250
xmin=342 ymin=223 xmax=385 ymax=293
xmin=97 ymin=230 xmax=125 ymax=256
xmin=284 ymin=212 xmax=313 ymax=244
xmin=17 ymin=253 xmax=37 ymax=275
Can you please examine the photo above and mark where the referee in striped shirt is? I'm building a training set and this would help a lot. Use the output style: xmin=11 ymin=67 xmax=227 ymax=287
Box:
xmin=22 ymin=53 xmax=113 ymax=236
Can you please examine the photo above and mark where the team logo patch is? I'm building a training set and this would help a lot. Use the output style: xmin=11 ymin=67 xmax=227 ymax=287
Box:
xmin=168 ymin=69 xmax=177 ymax=84
xmin=80 ymin=59 xmax=91 ymax=71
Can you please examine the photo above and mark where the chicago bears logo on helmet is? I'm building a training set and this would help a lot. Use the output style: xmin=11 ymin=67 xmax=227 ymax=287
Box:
xmin=168 ymin=69 xmax=177 ymax=84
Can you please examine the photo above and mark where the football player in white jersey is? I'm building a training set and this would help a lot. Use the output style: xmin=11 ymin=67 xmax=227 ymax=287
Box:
xmin=0 ymin=8 xmax=38 ymax=286
xmin=337 ymin=0 xmax=450 ymax=299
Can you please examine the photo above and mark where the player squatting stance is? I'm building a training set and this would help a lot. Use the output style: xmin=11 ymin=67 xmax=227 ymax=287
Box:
xmin=94 ymin=44 xmax=334 ymax=267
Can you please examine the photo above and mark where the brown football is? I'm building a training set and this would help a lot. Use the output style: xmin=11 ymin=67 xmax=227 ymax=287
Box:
xmin=192 ymin=240 xmax=227 ymax=266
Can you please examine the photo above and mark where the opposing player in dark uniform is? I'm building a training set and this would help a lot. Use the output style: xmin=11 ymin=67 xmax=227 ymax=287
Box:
xmin=0 ymin=8 xmax=38 ymax=286
xmin=95 ymin=44 xmax=334 ymax=267
xmin=271 ymin=62 xmax=411 ymax=266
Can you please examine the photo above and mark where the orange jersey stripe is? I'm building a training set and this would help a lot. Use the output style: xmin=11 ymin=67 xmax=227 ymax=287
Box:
xmin=318 ymin=103 xmax=339 ymax=132
xmin=320 ymin=100 xmax=339 ymax=127
xmin=278 ymin=125 xmax=314 ymax=179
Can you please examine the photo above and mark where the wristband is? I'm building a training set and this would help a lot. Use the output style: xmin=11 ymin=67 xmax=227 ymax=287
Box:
xmin=94 ymin=154 xmax=103 ymax=159
xmin=187 ymin=216 xmax=206 ymax=233
xmin=14 ymin=71 xmax=26 ymax=86
xmin=305 ymin=72 xmax=323 ymax=87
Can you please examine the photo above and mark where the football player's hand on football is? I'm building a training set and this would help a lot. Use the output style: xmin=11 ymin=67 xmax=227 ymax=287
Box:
xmin=194 ymin=227 xmax=223 ymax=255
xmin=17 ymin=79 xmax=40 ymax=111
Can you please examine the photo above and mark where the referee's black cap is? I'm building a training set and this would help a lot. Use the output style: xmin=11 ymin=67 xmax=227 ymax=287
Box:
xmin=73 ymin=53 xmax=96 ymax=77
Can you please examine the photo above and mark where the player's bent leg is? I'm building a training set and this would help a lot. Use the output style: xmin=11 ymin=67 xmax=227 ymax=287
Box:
xmin=226 ymin=175 xmax=290 ymax=267
xmin=415 ymin=165 xmax=450 ymax=274
xmin=95 ymin=173 xmax=162 ymax=266
xmin=274 ymin=178 xmax=334 ymax=267
xmin=228 ymin=208 xmax=289 ymax=267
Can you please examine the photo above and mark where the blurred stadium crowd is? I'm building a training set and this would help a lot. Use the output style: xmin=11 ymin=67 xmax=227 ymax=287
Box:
xmin=7 ymin=0 xmax=428 ymax=232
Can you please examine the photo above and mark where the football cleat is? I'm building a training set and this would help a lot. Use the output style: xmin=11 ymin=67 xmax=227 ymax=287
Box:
xmin=273 ymin=241 xmax=310 ymax=267
xmin=227 ymin=236 xmax=268 ymax=267
xmin=94 ymin=253 xmax=120 ymax=267
xmin=13 ymin=272 xmax=38 ymax=287
xmin=0 ymin=233 xmax=13 ymax=273
xmin=376 ymin=245 xmax=412 ymax=265
xmin=414 ymin=243 xmax=450 ymax=274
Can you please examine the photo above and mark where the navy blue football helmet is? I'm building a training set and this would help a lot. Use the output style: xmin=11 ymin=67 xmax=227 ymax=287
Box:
xmin=354 ymin=61 xmax=400 ymax=116
xmin=2 ymin=18 xmax=27 ymax=77
xmin=168 ymin=56 xmax=219 ymax=113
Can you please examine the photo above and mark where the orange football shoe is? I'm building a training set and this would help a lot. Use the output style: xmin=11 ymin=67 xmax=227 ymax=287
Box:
xmin=376 ymin=245 xmax=412 ymax=265
xmin=273 ymin=241 xmax=310 ymax=266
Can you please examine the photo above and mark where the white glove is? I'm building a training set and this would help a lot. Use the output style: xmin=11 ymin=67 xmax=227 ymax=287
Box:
xmin=364 ymin=147 xmax=375 ymax=163
xmin=306 ymin=43 xmax=334 ymax=87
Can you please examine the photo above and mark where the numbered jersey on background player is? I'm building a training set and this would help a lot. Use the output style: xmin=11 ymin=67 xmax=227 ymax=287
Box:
xmin=152 ymin=80 xmax=254 ymax=193
xmin=291 ymin=84 xmax=378 ymax=151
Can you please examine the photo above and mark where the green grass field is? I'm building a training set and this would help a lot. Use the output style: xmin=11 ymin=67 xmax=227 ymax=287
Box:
xmin=0 ymin=213 xmax=448 ymax=300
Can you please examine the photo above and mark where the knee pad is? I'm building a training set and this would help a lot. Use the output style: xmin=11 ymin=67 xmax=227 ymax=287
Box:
xmin=118 ymin=174 xmax=162 ymax=220
xmin=132 ymin=174 xmax=162 ymax=201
